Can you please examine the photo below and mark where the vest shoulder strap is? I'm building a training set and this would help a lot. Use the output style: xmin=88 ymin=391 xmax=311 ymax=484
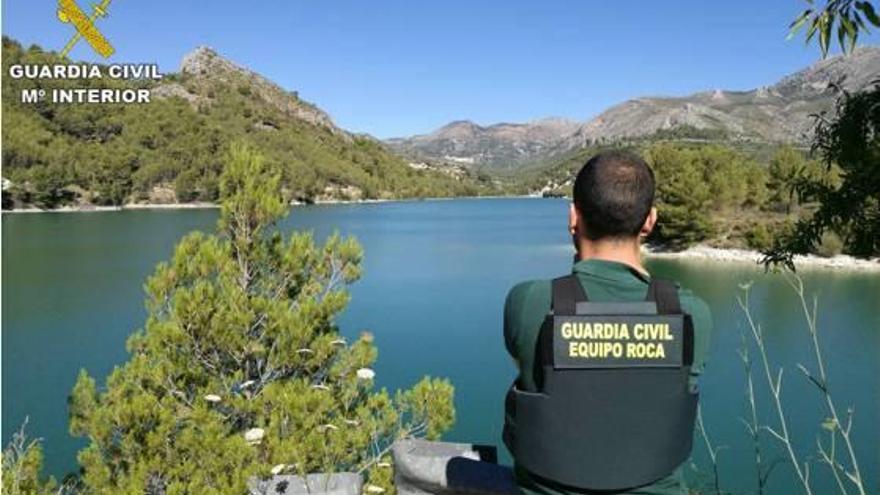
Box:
xmin=552 ymin=274 xmax=587 ymax=315
xmin=645 ymin=278 xmax=682 ymax=314
xmin=537 ymin=275 xmax=587 ymax=386
xmin=555 ymin=274 xmax=683 ymax=315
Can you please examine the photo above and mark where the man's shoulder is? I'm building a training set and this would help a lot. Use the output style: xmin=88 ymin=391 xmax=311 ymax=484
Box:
xmin=504 ymin=279 xmax=552 ymax=358
xmin=506 ymin=279 xmax=552 ymax=308
xmin=504 ymin=279 xmax=553 ymax=328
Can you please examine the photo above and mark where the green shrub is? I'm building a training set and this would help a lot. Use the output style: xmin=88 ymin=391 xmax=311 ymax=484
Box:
xmin=745 ymin=224 xmax=774 ymax=251
xmin=815 ymin=231 xmax=844 ymax=258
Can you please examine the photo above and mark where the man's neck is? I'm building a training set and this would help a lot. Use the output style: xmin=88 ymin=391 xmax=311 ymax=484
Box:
xmin=576 ymin=238 xmax=647 ymax=275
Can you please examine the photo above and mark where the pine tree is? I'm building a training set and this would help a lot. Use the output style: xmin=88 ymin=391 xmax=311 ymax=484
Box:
xmin=69 ymin=144 xmax=455 ymax=494
xmin=768 ymin=146 xmax=811 ymax=214
xmin=645 ymin=143 xmax=715 ymax=248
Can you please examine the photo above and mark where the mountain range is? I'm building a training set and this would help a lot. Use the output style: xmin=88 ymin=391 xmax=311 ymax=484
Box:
xmin=4 ymin=37 xmax=879 ymax=209
xmin=386 ymin=47 xmax=880 ymax=170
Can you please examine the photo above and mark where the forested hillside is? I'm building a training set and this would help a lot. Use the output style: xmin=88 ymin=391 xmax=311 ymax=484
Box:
xmin=1 ymin=37 xmax=490 ymax=209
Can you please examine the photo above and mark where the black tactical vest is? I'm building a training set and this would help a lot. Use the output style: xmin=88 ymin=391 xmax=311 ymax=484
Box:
xmin=503 ymin=274 xmax=699 ymax=491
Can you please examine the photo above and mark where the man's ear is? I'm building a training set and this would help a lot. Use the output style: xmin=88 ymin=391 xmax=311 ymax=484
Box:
xmin=569 ymin=203 xmax=579 ymax=235
xmin=640 ymin=207 xmax=657 ymax=238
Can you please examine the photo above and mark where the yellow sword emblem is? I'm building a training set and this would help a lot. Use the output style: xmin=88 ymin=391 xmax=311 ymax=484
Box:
xmin=57 ymin=0 xmax=114 ymax=59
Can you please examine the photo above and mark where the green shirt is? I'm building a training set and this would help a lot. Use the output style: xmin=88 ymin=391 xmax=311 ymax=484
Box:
xmin=503 ymin=259 xmax=713 ymax=495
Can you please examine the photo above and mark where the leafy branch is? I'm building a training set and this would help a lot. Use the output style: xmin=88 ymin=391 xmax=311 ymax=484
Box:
xmin=789 ymin=1 xmax=880 ymax=57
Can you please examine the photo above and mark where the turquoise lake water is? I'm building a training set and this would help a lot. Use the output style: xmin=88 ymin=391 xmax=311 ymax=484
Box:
xmin=2 ymin=198 xmax=878 ymax=493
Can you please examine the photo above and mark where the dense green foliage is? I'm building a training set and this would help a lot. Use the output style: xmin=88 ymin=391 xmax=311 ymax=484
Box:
xmin=646 ymin=124 xmax=730 ymax=142
xmin=645 ymin=144 xmax=768 ymax=248
xmin=765 ymin=83 xmax=880 ymax=265
xmin=1 ymin=37 xmax=488 ymax=209
xmin=67 ymin=145 xmax=455 ymax=493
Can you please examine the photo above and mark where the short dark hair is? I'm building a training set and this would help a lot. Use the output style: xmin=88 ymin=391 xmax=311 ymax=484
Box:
xmin=572 ymin=151 xmax=655 ymax=240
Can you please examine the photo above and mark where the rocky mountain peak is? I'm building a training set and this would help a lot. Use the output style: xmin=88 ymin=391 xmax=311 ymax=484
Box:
xmin=180 ymin=46 xmax=227 ymax=75
xmin=177 ymin=46 xmax=344 ymax=136
xmin=774 ymin=46 xmax=880 ymax=95
xmin=432 ymin=120 xmax=482 ymax=138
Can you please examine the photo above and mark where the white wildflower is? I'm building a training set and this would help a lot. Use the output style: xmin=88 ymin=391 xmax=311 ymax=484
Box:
xmin=356 ymin=368 xmax=375 ymax=380
xmin=204 ymin=394 xmax=222 ymax=403
xmin=271 ymin=464 xmax=286 ymax=475
xmin=365 ymin=485 xmax=385 ymax=493
xmin=239 ymin=380 xmax=255 ymax=389
xmin=311 ymin=383 xmax=330 ymax=391
xmin=318 ymin=423 xmax=339 ymax=432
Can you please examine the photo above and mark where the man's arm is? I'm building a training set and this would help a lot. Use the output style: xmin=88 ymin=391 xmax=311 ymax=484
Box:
xmin=504 ymin=280 xmax=552 ymax=391
xmin=504 ymin=282 xmax=531 ymax=360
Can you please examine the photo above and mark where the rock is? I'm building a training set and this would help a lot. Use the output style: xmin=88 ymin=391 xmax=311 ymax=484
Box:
xmin=147 ymin=183 xmax=177 ymax=204
xmin=317 ymin=184 xmax=364 ymax=202
xmin=151 ymin=83 xmax=200 ymax=105
xmin=244 ymin=428 xmax=265 ymax=444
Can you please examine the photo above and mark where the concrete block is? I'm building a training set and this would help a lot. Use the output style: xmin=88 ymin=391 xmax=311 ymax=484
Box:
xmin=249 ymin=472 xmax=363 ymax=495
xmin=392 ymin=439 xmax=516 ymax=495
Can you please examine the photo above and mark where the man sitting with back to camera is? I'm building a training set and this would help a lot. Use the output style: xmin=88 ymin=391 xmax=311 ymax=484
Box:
xmin=503 ymin=151 xmax=712 ymax=495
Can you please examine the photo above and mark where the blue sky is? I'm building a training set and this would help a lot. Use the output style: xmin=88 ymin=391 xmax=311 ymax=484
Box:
xmin=3 ymin=1 xmax=879 ymax=138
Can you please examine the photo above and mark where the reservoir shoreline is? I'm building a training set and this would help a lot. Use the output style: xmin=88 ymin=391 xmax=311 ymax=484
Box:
xmin=643 ymin=245 xmax=880 ymax=272
xmin=3 ymin=197 xmax=878 ymax=272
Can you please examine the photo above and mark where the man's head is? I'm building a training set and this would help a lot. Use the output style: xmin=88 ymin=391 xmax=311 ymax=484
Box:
xmin=569 ymin=151 xmax=657 ymax=245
